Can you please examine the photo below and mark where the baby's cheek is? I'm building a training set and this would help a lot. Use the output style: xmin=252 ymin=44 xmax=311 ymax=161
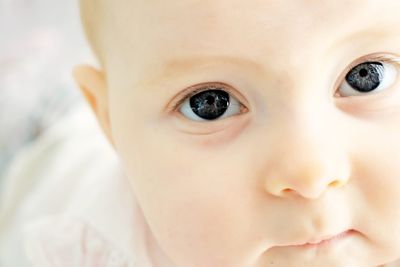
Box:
xmin=145 ymin=198 xmax=230 ymax=266
xmin=123 ymin=141 xmax=254 ymax=266
xmin=350 ymin=134 xmax=400 ymax=256
xmin=137 ymin=182 xmax=255 ymax=267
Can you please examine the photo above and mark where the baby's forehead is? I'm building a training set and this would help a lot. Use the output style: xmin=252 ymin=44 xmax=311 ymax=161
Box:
xmin=100 ymin=0 xmax=400 ymax=82
xmin=107 ymin=0 xmax=399 ymax=36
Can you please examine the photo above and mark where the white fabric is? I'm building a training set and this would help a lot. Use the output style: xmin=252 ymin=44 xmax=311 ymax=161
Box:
xmin=0 ymin=103 xmax=164 ymax=267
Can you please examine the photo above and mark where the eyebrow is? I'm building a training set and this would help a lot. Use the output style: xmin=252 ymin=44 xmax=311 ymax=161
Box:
xmin=139 ymin=55 xmax=265 ymax=87
xmin=138 ymin=28 xmax=400 ymax=89
xmin=163 ymin=55 xmax=265 ymax=74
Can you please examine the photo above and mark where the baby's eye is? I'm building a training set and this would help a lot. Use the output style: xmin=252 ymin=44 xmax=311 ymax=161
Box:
xmin=178 ymin=84 xmax=245 ymax=121
xmin=337 ymin=59 xmax=398 ymax=97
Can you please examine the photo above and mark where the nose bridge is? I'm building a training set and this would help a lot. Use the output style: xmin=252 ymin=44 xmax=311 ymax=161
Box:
xmin=286 ymin=105 xmax=329 ymax=159
xmin=264 ymin=105 xmax=350 ymax=199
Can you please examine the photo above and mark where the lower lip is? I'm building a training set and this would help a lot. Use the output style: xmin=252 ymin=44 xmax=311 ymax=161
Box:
xmin=293 ymin=230 xmax=354 ymax=249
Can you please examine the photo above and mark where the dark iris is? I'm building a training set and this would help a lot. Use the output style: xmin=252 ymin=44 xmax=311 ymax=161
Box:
xmin=345 ymin=62 xmax=384 ymax=92
xmin=189 ymin=89 xmax=230 ymax=120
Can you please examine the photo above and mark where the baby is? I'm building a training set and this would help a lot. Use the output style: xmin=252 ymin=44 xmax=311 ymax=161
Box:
xmin=3 ymin=0 xmax=400 ymax=266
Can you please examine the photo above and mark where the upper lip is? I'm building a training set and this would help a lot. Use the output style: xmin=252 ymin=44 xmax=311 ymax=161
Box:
xmin=302 ymin=234 xmax=339 ymax=245
xmin=287 ymin=229 xmax=352 ymax=246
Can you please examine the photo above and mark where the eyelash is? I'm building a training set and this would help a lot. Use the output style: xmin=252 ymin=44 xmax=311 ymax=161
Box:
xmin=170 ymin=54 xmax=400 ymax=112
xmin=341 ymin=54 xmax=400 ymax=81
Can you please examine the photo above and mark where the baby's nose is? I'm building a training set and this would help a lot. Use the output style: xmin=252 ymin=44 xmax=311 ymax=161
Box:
xmin=262 ymin=117 xmax=350 ymax=200
xmin=264 ymin=158 xmax=349 ymax=199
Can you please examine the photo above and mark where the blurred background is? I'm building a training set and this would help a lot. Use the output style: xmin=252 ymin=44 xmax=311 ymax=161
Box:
xmin=0 ymin=0 xmax=93 ymax=180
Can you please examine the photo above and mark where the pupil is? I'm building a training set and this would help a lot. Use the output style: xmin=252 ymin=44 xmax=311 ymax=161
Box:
xmin=206 ymin=95 xmax=215 ymax=105
xmin=359 ymin=68 xmax=368 ymax=77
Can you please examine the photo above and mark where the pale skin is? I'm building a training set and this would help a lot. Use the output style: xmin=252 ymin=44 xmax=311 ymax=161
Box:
xmin=73 ymin=0 xmax=400 ymax=266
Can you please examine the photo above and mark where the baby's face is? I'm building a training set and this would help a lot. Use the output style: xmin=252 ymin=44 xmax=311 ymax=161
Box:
xmin=83 ymin=0 xmax=400 ymax=266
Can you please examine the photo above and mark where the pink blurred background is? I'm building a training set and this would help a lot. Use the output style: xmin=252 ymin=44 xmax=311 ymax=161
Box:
xmin=0 ymin=0 xmax=93 ymax=179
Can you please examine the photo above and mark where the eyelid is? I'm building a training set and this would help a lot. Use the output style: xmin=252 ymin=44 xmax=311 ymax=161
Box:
xmin=344 ymin=53 xmax=400 ymax=74
xmin=169 ymin=53 xmax=400 ymax=112
xmin=333 ymin=53 xmax=400 ymax=96
xmin=168 ymin=82 xmax=241 ymax=112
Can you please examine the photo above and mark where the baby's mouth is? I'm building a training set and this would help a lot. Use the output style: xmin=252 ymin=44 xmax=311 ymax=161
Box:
xmin=277 ymin=229 xmax=357 ymax=248
xmin=292 ymin=229 xmax=355 ymax=248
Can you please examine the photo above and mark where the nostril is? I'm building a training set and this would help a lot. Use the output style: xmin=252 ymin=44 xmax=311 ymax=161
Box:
xmin=266 ymin=175 xmax=349 ymax=199
xmin=329 ymin=180 xmax=344 ymax=188
xmin=279 ymin=180 xmax=345 ymax=199
xmin=281 ymin=188 xmax=297 ymax=197
xmin=282 ymin=188 xmax=293 ymax=193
